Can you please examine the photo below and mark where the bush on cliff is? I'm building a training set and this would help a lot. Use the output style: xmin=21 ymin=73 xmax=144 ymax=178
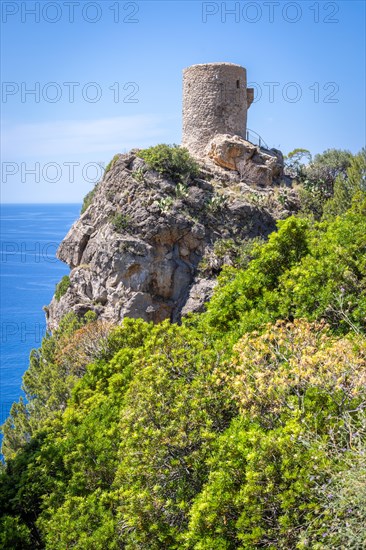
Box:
xmin=80 ymin=186 xmax=97 ymax=214
xmin=138 ymin=144 xmax=200 ymax=183
xmin=54 ymin=275 xmax=71 ymax=301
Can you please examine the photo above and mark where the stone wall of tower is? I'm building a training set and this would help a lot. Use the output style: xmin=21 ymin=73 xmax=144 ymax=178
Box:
xmin=182 ymin=62 xmax=252 ymax=156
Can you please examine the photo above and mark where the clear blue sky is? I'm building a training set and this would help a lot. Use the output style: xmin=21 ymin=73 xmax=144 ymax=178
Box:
xmin=1 ymin=0 xmax=365 ymax=203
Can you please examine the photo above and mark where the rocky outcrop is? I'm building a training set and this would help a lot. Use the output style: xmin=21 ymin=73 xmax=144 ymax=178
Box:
xmin=46 ymin=149 xmax=294 ymax=331
xmin=180 ymin=278 xmax=217 ymax=316
xmin=207 ymin=134 xmax=284 ymax=186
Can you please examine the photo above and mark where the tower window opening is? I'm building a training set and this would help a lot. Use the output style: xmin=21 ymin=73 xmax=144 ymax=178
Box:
xmin=236 ymin=80 xmax=240 ymax=88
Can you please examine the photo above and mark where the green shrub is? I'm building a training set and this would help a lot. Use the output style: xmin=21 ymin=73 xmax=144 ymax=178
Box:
xmin=185 ymin=416 xmax=330 ymax=550
xmin=322 ymin=148 xmax=366 ymax=220
xmin=0 ymin=515 xmax=33 ymax=549
xmin=109 ymin=212 xmax=130 ymax=232
xmin=303 ymin=441 xmax=366 ymax=548
xmin=131 ymin=167 xmax=146 ymax=183
xmin=105 ymin=154 xmax=120 ymax=174
xmin=204 ymin=199 xmax=366 ymax=336
xmin=298 ymin=186 xmax=324 ymax=220
xmin=288 ymin=148 xmax=355 ymax=220
xmin=206 ymin=193 xmax=228 ymax=213
xmin=138 ymin=144 xmax=199 ymax=182
xmin=155 ymin=196 xmax=174 ymax=213
xmin=175 ymin=182 xmax=189 ymax=198
xmin=55 ymin=275 xmax=71 ymax=301
xmin=198 ymin=238 xmax=264 ymax=277
xmin=215 ymin=237 xmax=264 ymax=269
xmin=303 ymin=148 xmax=353 ymax=196
xmin=81 ymin=186 xmax=97 ymax=214
xmin=284 ymin=147 xmax=312 ymax=179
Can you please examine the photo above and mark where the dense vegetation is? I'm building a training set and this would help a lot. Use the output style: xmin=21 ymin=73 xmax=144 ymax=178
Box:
xmin=1 ymin=148 xmax=365 ymax=549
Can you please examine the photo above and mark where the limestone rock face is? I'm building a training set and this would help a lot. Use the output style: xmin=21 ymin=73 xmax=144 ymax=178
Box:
xmin=181 ymin=278 xmax=217 ymax=317
xmin=46 ymin=150 xmax=290 ymax=331
xmin=207 ymin=134 xmax=284 ymax=186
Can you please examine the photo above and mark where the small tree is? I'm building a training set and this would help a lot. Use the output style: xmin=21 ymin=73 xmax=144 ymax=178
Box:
xmin=284 ymin=148 xmax=312 ymax=179
xmin=303 ymin=148 xmax=353 ymax=198
xmin=297 ymin=148 xmax=354 ymax=219
xmin=323 ymin=148 xmax=366 ymax=219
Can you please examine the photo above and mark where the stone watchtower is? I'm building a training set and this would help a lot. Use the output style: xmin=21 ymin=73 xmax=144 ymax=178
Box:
xmin=182 ymin=62 xmax=254 ymax=156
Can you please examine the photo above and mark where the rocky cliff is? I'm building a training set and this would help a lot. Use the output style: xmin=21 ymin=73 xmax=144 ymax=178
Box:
xmin=46 ymin=143 xmax=297 ymax=330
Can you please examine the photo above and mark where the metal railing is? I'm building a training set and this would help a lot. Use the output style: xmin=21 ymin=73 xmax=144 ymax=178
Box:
xmin=246 ymin=128 xmax=270 ymax=150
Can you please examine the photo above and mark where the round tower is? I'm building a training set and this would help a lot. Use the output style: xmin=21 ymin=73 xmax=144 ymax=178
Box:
xmin=182 ymin=62 xmax=254 ymax=156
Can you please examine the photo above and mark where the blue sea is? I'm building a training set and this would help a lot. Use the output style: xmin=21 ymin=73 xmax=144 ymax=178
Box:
xmin=0 ymin=204 xmax=81 ymax=426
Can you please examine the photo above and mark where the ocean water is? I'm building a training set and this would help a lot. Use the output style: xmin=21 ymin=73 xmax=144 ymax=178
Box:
xmin=0 ymin=204 xmax=80 ymax=426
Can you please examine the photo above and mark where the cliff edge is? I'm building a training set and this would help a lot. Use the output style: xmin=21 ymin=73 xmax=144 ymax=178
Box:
xmin=46 ymin=146 xmax=297 ymax=330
